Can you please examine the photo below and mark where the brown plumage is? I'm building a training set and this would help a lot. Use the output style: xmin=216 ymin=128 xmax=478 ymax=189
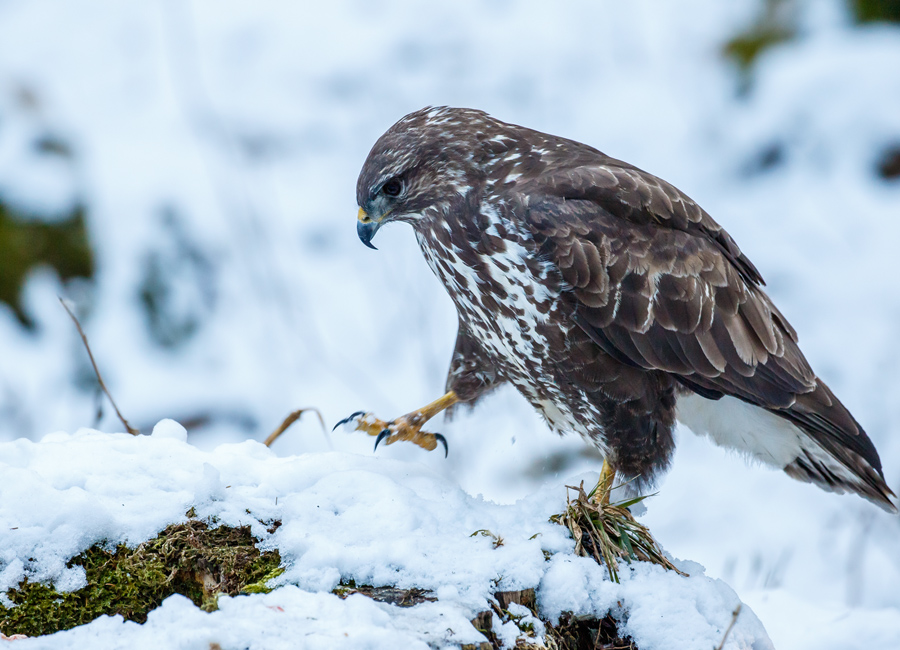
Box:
xmin=355 ymin=106 xmax=896 ymax=512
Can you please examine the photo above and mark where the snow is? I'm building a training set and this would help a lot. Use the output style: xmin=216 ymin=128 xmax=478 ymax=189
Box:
xmin=0 ymin=0 xmax=899 ymax=647
xmin=39 ymin=589 xmax=486 ymax=650
xmin=0 ymin=427 xmax=771 ymax=649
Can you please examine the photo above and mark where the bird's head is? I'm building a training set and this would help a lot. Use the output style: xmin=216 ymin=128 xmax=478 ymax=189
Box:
xmin=355 ymin=106 xmax=496 ymax=249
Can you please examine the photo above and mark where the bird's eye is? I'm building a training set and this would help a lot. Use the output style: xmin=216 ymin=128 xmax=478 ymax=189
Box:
xmin=381 ymin=178 xmax=402 ymax=197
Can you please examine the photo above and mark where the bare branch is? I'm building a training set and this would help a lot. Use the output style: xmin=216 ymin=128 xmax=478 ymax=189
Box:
xmin=59 ymin=297 xmax=139 ymax=436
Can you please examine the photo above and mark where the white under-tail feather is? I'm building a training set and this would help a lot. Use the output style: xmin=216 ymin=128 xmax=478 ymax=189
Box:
xmin=676 ymin=393 xmax=897 ymax=512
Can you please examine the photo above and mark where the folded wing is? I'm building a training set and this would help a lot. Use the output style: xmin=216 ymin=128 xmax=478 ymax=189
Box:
xmin=520 ymin=161 xmax=896 ymax=511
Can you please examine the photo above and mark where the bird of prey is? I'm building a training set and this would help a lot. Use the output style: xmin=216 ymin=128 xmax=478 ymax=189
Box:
xmin=343 ymin=106 xmax=896 ymax=512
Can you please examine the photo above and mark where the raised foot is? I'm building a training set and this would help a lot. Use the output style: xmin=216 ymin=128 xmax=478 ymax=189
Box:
xmin=333 ymin=411 xmax=448 ymax=457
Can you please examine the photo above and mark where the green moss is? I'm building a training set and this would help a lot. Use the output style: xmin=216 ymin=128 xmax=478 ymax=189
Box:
xmin=0 ymin=200 xmax=94 ymax=330
xmin=0 ymin=520 xmax=282 ymax=637
xmin=241 ymin=566 xmax=286 ymax=594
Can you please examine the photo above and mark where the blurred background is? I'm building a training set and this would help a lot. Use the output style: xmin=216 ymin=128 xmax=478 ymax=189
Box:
xmin=1 ymin=0 xmax=899 ymax=646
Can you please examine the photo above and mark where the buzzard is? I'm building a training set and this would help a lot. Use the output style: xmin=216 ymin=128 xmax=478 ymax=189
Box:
xmin=344 ymin=106 xmax=896 ymax=512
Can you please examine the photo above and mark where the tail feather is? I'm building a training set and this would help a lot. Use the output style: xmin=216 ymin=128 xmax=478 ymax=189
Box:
xmin=774 ymin=380 xmax=896 ymax=513
xmin=677 ymin=379 xmax=897 ymax=513
xmin=783 ymin=436 xmax=896 ymax=512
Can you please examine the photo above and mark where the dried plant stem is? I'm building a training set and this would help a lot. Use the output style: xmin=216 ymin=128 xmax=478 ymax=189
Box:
xmin=551 ymin=482 xmax=687 ymax=583
xmin=59 ymin=297 xmax=139 ymax=436
xmin=714 ymin=604 xmax=742 ymax=650
xmin=264 ymin=407 xmax=326 ymax=447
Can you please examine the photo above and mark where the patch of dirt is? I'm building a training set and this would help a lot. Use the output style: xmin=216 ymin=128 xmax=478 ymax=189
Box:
xmin=545 ymin=612 xmax=637 ymax=650
xmin=467 ymin=588 xmax=638 ymax=650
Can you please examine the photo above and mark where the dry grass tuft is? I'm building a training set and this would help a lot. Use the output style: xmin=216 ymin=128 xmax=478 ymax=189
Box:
xmin=551 ymin=482 xmax=687 ymax=584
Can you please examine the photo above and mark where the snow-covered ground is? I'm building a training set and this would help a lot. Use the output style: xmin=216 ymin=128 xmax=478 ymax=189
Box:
xmin=0 ymin=422 xmax=773 ymax=649
xmin=1 ymin=0 xmax=899 ymax=647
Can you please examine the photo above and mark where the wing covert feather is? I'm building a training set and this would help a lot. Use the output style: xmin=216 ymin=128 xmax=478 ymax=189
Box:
xmin=522 ymin=175 xmax=816 ymax=411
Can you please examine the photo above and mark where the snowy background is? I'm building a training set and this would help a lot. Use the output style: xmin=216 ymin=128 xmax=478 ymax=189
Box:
xmin=0 ymin=0 xmax=899 ymax=647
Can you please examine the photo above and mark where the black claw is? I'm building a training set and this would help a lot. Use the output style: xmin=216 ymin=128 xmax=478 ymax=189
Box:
xmin=434 ymin=433 xmax=449 ymax=458
xmin=374 ymin=429 xmax=390 ymax=452
xmin=333 ymin=410 xmax=366 ymax=431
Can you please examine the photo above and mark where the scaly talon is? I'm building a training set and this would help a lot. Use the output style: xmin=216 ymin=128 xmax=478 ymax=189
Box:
xmin=338 ymin=391 xmax=459 ymax=457
xmin=333 ymin=410 xmax=366 ymax=431
xmin=433 ymin=433 xmax=449 ymax=458
xmin=368 ymin=419 xmax=448 ymax=455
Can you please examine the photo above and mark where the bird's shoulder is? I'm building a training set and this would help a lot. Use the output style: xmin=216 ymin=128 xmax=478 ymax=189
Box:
xmin=510 ymin=155 xmax=764 ymax=288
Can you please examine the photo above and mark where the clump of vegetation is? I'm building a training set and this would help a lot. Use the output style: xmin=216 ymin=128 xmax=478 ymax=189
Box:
xmin=722 ymin=0 xmax=795 ymax=81
xmin=0 ymin=519 xmax=282 ymax=637
xmin=853 ymin=0 xmax=900 ymax=24
xmin=551 ymin=483 xmax=686 ymax=584
xmin=723 ymin=0 xmax=900 ymax=86
xmin=0 ymin=199 xmax=94 ymax=330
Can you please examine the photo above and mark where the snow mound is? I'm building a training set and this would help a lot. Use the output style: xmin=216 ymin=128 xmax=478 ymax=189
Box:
xmin=0 ymin=427 xmax=772 ymax=649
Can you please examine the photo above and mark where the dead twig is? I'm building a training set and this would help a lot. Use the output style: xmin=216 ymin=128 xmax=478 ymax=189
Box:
xmin=714 ymin=604 xmax=742 ymax=650
xmin=60 ymin=297 xmax=139 ymax=436
xmin=264 ymin=407 xmax=326 ymax=447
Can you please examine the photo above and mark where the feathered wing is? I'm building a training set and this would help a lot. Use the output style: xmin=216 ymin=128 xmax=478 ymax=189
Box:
xmin=520 ymin=161 xmax=897 ymax=511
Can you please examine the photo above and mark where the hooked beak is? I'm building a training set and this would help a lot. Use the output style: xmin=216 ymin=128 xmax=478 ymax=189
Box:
xmin=357 ymin=207 xmax=381 ymax=250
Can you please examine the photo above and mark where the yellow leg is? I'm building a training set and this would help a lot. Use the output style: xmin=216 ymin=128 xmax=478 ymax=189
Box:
xmin=334 ymin=391 xmax=459 ymax=456
xmin=590 ymin=458 xmax=616 ymax=505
